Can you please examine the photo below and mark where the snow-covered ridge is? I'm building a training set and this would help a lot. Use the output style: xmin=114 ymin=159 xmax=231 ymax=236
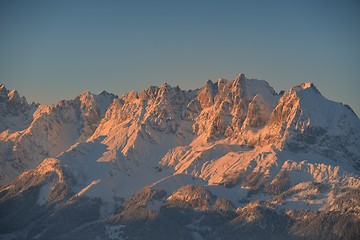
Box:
xmin=1 ymin=74 xmax=359 ymax=239
xmin=1 ymin=74 xmax=359 ymax=189
xmin=0 ymin=84 xmax=38 ymax=133
xmin=0 ymin=86 xmax=116 ymax=186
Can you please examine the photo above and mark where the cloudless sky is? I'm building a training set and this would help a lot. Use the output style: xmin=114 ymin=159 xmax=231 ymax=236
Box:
xmin=1 ymin=0 xmax=359 ymax=115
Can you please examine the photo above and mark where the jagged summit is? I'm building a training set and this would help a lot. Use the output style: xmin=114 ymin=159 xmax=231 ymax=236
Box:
xmin=0 ymin=84 xmax=29 ymax=105
xmin=79 ymin=89 xmax=116 ymax=97
xmin=160 ymin=82 xmax=171 ymax=90
xmin=77 ymin=89 xmax=116 ymax=101
xmin=0 ymin=74 xmax=359 ymax=240
xmin=0 ymin=87 xmax=116 ymax=185
xmin=0 ymin=84 xmax=8 ymax=96
xmin=290 ymin=81 xmax=321 ymax=94
xmin=79 ymin=90 xmax=92 ymax=96
xmin=100 ymin=90 xmax=112 ymax=96
xmin=234 ymin=73 xmax=246 ymax=82
xmin=0 ymin=84 xmax=38 ymax=133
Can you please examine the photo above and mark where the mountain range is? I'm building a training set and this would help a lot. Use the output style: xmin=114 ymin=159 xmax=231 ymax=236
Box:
xmin=0 ymin=74 xmax=359 ymax=240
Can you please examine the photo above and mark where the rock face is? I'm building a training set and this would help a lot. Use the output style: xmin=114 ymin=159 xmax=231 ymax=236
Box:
xmin=0 ymin=84 xmax=38 ymax=133
xmin=0 ymin=74 xmax=359 ymax=240
xmin=0 ymin=87 xmax=116 ymax=185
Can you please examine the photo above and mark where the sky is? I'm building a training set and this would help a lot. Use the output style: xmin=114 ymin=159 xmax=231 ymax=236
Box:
xmin=1 ymin=0 xmax=359 ymax=115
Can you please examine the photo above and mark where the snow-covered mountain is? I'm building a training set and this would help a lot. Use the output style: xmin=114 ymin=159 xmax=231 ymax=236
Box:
xmin=0 ymin=87 xmax=116 ymax=185
xmin=0 ymin=74 xmax=359 ymax=240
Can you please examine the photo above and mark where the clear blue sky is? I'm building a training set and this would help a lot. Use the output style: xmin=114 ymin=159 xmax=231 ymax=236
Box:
xmin=1 ymin=0 xmax=359 ymax=115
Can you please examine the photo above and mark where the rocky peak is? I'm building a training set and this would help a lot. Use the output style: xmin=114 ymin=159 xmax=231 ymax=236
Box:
xmin=8 ymin=90 xmax=24 ymax=104
xmin=160 ymin=82 xmax=171 ymax=92
xmin=290 ymin=82 xmax=320 ymax=95
xmin=158 ymin=82 xmax=173 ymax=98
xmin=167 ymin=185 xmax=217 ymax=210
xmin=216 ymin=78 xmax=229 ymax=93
xmin=78 ymin=90 xmax=93 ymax=99
xmin=8 ymin=89 xmax=19 ymax=100
xmin=147 ymin=85 xmax=160 ymax=96
xmin=232 ymin=73 xmax=246 ymax=87
xmin=0 ymin=85 xmax=35 ymax=122
xmin=77 ymin=91 xmax=95 ymax=108
xmin=0 ymin=84 xmax=9 ymax=98
xmin=1 ymin=74 xmax=360 ymax=240
xmin=194 ymin=75 xmax=279 ymax=139
xmin=0 ymin=85 xmax=28 ymax=105
xmin=75 ymin=90 xmax=116 ymax=115
xmin=121 ymin=90 xmax=139 ymax=104
xmin=157 ymin=83 xmax=185 ymax=100
xmin=99 ymin=90 xmax=111 ymax=96
xmin=198 ymin=79 xmax=217 ymax=109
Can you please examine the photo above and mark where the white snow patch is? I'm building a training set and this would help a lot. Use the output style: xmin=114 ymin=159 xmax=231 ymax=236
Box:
xmin=105 ymin=225 xmax=125 ymax=240
xmin=191 ymin=232 xmax=204 ymax=240
xmin=146 ymin=199 xmax=164 ymax=212
xmin=37 ymin=181 xmax=52 ymax=205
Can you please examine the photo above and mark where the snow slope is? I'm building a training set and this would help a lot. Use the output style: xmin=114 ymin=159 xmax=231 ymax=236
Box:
xmin=0 ymin=74 xmax=359 ymax=239
xmin=0 ymin=87 xmax=116 ymax=186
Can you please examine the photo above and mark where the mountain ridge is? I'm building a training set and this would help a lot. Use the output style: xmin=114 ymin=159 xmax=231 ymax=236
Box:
xmin=0 ymin=74 xmax=359 ymax=239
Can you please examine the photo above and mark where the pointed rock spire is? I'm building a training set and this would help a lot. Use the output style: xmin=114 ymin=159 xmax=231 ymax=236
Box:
xmin=290 ymin=82 xmax=321 ymax=94
xmin=232 ymin=73 xmax=246 ymax=87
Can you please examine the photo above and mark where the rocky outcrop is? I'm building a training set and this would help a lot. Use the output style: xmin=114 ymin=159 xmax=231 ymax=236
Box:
xmin=0 ymin=74 xmax=359 ymax=239
xmin=0 ymin=88 xmax=116 ymax=186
